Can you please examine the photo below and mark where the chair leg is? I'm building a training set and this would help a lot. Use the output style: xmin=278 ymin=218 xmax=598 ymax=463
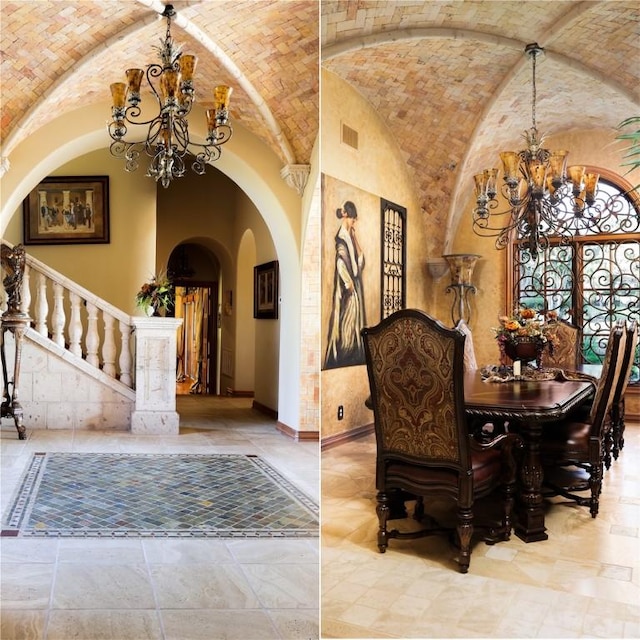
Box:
xmin=376 ymin=491 xmax=390 ymax=553
xmin=456 ymin=506 xmax=473 ymax=573
xmin=502 ymin=479 xmax=516 ymax=540
xmin=618 ymin=400 xmax=626 ymax=452
xmin=612 ymin=400 xmax=626 ymax=459
xmin=604 ymin=429 xmax=613 ymax=471
xmin=589 ymin=464 xmax=603 ymax=518
xmin=613 ymin=418 xmax=625 ymax=459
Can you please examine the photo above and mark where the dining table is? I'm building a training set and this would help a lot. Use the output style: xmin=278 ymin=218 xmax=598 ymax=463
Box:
xmin=464 ymin=370 xmax=595 ymax=542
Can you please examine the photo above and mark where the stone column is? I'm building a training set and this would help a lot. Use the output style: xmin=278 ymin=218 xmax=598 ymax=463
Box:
xmin=131 ymin=316 xmax=183 ymax=435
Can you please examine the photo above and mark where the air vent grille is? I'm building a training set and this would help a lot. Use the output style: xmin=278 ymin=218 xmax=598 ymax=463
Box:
xmin=341 ymin=123 xmax=358 ymax=149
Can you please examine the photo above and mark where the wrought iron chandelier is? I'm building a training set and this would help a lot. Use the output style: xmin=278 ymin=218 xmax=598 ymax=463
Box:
xmin=471 ymin=43 xmax=615 ymax=256
xmin=108 ymin=4 xmax=232 ymax=188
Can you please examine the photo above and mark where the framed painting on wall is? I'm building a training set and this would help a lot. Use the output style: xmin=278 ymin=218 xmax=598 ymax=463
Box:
xmin=321 ymin=174 xmax=381 ymax=370
xmin=254 ymin=260 xmax=279 ymax=319
xmin=23 ymin=175 xmax=110 ymax=245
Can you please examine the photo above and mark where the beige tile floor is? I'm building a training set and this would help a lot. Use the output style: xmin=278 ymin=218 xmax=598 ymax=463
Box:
xmin=321 ymin=421 xmax=640 ymax=639
xmin=1 ymin=396 xmax=319 ymax=640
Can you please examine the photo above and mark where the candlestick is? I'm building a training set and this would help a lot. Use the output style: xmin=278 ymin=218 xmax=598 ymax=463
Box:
xmin=513 ymin=360 xmax=521 ymax=377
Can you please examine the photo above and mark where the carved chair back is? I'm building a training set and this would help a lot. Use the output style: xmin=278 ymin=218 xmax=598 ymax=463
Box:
xmin=542 ymin=320 xmax=579 ymax=370
xmin=588 ymin=322 xmax=626 ymax=435
xmin=611 ymin=320 xmax=638 ymax=408
xmin=362 ymin=309 xmax=469 ymax=484
xmin=609 ymin=320 xmax=638 ymax=458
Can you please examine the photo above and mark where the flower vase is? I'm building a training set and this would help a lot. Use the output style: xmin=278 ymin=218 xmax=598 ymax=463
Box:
xmin=504 ymin=337 xmax=542 ymax=368
xmin=144 ymin=305 xmax=155 ymax=317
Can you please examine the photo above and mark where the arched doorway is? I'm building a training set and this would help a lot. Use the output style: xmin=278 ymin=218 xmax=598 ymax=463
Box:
xmin=169 ymin=243 xmax=219 ymax=395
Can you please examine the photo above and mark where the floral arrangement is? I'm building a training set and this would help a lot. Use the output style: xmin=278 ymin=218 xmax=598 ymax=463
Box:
xmin=494 ymin=307 xmax=556 ymax=356
xmin=135 ymin=272 xmax=174 ymax=315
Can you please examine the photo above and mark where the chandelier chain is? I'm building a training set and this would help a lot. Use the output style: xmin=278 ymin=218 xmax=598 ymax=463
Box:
xmin=531 ymin=50 xmax=537 ymax=133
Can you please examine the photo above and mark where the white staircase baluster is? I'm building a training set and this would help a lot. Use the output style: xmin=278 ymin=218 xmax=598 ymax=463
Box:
xmin=68 ymin=292 xmax=83 ymax=357
xmin=102 ymin=313 xmax=116 ymax=377
xmin=119 ymin=320 xmax=133 ymax=386
xmin=35 ymin=272 xmax=49 ymax=336
xmin=85 ymin=302 xmax=100 ymax=368
xmin=51 ymin=282 xmax=65 ymax=347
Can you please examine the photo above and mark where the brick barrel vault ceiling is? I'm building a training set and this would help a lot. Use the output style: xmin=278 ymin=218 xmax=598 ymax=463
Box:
xmin=1 ymin=0 xmax=319 ymax=167
xmin=322 ymin=0 xmax=640 ymax=247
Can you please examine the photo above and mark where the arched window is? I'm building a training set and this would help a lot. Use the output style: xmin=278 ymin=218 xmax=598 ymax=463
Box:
xmin=508 ymin=168 xmax=640 ymax=381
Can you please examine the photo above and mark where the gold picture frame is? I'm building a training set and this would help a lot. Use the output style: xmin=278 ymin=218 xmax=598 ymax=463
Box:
xmin=23 ymin=175 xmax=110 ymax=245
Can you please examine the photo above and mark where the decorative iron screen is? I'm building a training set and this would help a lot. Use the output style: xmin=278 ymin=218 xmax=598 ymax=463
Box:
xmin=512 ymin=178 xmax=640 ymax=380
xmin=381 ymin=199 xmax=406 ymax=318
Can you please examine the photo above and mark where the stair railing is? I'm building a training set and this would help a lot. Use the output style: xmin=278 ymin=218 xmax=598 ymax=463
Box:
xmin=2 ymin=242 xmax=134 ymax=388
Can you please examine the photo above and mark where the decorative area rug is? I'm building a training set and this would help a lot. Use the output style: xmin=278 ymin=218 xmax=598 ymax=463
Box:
xmin=2 ymin=453 xmax=318 ymax=538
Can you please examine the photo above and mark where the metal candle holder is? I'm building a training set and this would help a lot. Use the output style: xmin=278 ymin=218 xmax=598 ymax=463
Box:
xmin=443 ymin=254 xmax=481 ymax=325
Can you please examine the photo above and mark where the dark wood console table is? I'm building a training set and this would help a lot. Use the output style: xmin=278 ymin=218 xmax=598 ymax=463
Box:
xmin=464 ymin=372 xmax=594 ymax=542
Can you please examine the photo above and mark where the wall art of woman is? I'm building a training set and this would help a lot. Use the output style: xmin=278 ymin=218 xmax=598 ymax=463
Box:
xmin=324 ymin=200 xmax=367 ymax=369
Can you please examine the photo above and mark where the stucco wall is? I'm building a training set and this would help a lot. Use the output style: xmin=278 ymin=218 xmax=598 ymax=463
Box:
xmin=321 ymin=70 xmax=436 ymax=441
xmin=154 ymin=165 xmax=278 ymax=405
xmin=2 ymin=149 xmax=157 ymax=315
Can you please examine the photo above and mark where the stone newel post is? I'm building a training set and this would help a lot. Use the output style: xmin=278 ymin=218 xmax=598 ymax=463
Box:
xmin=131 ymin=316 xmax=183 ymax=435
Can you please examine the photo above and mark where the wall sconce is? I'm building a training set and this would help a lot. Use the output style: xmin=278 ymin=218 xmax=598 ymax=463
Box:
xmin=443 ymin=254 xmax=481 ymax=325
xmin=426 ymin=258 xmax=449 ymax=280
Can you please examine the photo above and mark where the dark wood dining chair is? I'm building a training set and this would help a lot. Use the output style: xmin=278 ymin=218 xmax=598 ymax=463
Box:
xmin=362 ymin=309 xmax=522 ymax=573
xmin=540 ymin=322 xmax=627 ymax=517
xmin=541 ymin=319 xmax=579 ymax=370
xmin=609 ymin=320 xmax=638 ymax=462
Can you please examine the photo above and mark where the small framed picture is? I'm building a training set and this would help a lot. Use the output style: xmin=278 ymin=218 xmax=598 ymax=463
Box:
xmin=23 ymin=175 xmax=110 ymax=245
xmin=254 ymin=260 xmax=279 ymax=319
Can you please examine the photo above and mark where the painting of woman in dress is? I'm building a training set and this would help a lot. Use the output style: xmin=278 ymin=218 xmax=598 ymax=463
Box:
xmin=324 ymin=200 xmax=367 ymax=369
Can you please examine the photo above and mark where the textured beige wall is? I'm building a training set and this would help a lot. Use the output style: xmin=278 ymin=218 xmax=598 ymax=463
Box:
xmin=321 ymin=70 xmax=439 ymax=440
xmin=3 ymin=148 xmax=157 ymax=314
xmin=156 ymin=166 xmax=278 ymax=410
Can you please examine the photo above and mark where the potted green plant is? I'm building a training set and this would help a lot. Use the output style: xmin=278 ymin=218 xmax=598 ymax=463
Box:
xmin=616 ymin=116 xmax=640 ymax=181
xmin=135 ymin=272 xmax=174 ymax=316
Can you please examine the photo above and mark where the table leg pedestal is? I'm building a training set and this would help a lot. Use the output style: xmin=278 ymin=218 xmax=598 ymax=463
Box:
xmin=515 ymin=424 xmax=548 ymax=542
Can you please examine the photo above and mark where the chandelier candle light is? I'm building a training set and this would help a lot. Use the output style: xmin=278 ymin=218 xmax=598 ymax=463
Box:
xmin=471 ymin=43 xmax=611 ymax=256
xmin=108 ymin=4 xmax=232 ymax=188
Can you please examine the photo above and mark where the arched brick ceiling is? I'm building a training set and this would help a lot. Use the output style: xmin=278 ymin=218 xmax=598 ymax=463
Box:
xmin=322 ymin=0 xmax=640 ymax=248
xmin=1 ymin=0 xmax=319 ymax=168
